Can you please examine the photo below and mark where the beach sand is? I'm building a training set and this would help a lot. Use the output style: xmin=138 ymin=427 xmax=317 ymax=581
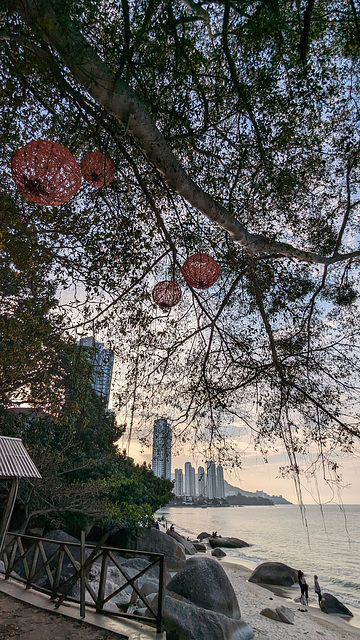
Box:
xmin=221 ymin=560 xmax=360 ymax=639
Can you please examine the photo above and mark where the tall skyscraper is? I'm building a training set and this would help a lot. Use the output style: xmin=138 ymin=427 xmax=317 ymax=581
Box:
xmin=152 ymin=418 xmax=172 ymax=481
xmin=198 ymin=466 xmax=206 ymax=496
xmin=216 ymin=465 xmax=225 ymax=499
xmin=78 ymin=337 xmax=114 ymax=409
xmin=174 ymin=468 xmax=184 ymax=496
xmin=184 ymin=461 xmax=195 ymax=497
xmin=206 ymin=461 xmax=216 ymax=499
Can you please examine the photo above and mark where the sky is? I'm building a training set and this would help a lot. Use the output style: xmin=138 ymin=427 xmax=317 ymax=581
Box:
xmin=117 ymin=428 xmax=360 ymax=505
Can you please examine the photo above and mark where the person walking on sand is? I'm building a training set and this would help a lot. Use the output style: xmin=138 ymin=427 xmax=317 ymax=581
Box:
xmin=314 ymin=574 xmax=322 ymax=606
xmin=298 ymin=570 xmax=309 ymax=605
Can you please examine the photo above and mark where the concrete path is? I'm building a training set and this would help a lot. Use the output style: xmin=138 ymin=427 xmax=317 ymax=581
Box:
xmin=0 ymin=575 xmax=165 ymax=640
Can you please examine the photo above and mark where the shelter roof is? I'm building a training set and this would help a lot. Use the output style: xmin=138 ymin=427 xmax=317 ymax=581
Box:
xmin=0 ymin=436 xmax=41 ymax=479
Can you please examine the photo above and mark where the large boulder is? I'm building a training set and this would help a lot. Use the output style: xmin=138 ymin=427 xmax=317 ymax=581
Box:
xmin=320 ymin=593 xmax=353 ymax=617
xmin=42 ymin=530 xmax=82 ymax=563
xmin=212 ymin=548 xmax=226 ymax=558
xmin=137 ymin=529 xmax=186 ymax=570
xmin=209 ymin=537 xmax=249 ymax=549
xmin=260 ymin=606 xmax=294 ymax=624
xmin=167 ymin=556 xmax=240 ymax=619
xmin=72 ymin=575 xmax=130 ymax=611
xmin=14 ymin=530 xmax=82 ymax=586
xmin=248 ymin=562 xmax=298 ymax=586
xmin=197 ymin=531 xmax=211 ymax=541
xmin=167 ymin=530 xmax=197 ymax=555
xmin=160 ymin=594 xmax=254 ymax=640
xmin=193 ymin=542 xmax=207 ymax=552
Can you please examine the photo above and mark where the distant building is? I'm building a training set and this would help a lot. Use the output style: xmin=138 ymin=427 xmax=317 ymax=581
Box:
xmin=78 ymin=337 xmax=114 ymax=409
xmin=216 ymin=465 xmax=225 ymax=499
xmin=198 ymin=466 xmax=206 ymax=496
xmin=185 ymin=461 xmax=196 ymax=497
xmin=152 ymin=418 xmax=172 ymax=481
xmin=174 ymin=468 xmax=184 ymax=496
xmin=206 ymin=461 xmax=216 ymax=499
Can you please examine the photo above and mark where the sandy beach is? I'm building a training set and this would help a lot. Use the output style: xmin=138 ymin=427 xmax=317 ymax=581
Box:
xmin=220 ymin=560 xmax=360 ymax=639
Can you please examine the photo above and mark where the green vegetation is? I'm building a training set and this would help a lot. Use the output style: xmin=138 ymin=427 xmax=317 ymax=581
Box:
xmin=1 ymin=0 xmax=360 ymax=503
xmin=0 ymin=399 xmax=174 ymax=535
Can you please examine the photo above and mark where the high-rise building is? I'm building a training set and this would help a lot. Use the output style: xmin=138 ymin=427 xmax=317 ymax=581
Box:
xmin=78 ymin=337 xmax=114 ymax=409
xmin=206 ymin=461 xmax=216 ymax=499
xmin=184 ymin=461 xmax=195 ymax=497
xmin=198 ymin=466 xmax=206 ymax=496
xmin=152 ymin=418 xmax=172 ymax=481
xmin=216 ymin=465 xmax=225 ymax=499
xmin=174 ymin=468 xmax=184 ymax=496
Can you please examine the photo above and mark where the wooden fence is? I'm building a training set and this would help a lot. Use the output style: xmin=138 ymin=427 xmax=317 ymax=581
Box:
xmin=0 ymin=531 xmax=165 ymax=633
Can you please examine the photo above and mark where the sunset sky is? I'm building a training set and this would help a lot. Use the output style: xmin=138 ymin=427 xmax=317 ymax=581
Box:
xmin=118 ymin=430 xmax=360 ymax=505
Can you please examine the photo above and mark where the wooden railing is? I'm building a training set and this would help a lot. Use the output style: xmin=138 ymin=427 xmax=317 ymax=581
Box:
xmin=0 ymin=532 xmax=165 ymax=633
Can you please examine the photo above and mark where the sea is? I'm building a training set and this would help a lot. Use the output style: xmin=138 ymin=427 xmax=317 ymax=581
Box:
xmin=155 ymin=503 xmax=360 ymax=624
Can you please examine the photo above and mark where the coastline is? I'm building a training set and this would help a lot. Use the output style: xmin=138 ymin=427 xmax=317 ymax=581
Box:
xmin=220 ymin=559 xmax=360 ymax=639
xmin=165 ymin=520 xmax=360 ymax=639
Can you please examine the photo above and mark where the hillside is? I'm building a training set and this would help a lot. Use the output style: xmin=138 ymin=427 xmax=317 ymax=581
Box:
xmin=224 ymin=481 xmax=292 ymax=505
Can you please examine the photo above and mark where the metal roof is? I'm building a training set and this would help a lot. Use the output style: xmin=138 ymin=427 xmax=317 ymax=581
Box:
xmin=0 ymin=436 xmax=41 ymax=479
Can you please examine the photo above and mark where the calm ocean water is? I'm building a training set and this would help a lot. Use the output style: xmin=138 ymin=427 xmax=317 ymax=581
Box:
xmin=155 ymin=504 xmax=360 ymax=610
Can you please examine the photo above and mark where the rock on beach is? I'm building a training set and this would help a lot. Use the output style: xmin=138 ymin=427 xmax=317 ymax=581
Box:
xmin=209 ymin=536 xmax=250 ymax=549
xmin=248 ymin=561 xmax=298 ymax=586
xmin=167 ymin=556 xmax=241 ymax=619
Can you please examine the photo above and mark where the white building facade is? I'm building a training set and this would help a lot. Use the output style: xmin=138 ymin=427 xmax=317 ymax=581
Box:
xmin=206 ymin=461 xmax=216 ymax=499
xmin=152 ymin=418 xmax=172 ymax=481
xmin=185 ymin=461 xmax=196 ymax=497
xmin=216 ymin=465 xmax=225 ymax=498
xmin=174 ymin=468 xmax=184 ymax=496
xmin=197 ymin=466 xmax=206 ymax=496
xmin=78 ymin=337 xmax=114 ymax=409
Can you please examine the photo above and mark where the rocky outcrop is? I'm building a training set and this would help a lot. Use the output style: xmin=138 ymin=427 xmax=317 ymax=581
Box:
xmin=260 ymin=606 xmax=294 ymax=624
xmin=193 ymin=542 xmax=207 ymax=552
xmin=167 ymin=556 xmax=240 ymax=619
xmin=197 ymin=531 xmax=211 ymax=541
xmin=42 ymin=530 xmax=83 ymax=563
xmin=137 ymin=528 xmax=186 ymax=570
xmin=72 ymin=573 xmax=131 ymax=611
xmin=167 ymin=530 xmax=197 ymax=555
xmin=248 ymin=562 xmax=298 ymax=586
xmin=160 ymin=594 xmax=254 ymax=640
xmin=320 ymin=593 xmax=353 ymax=617
xmin=209 ymin=537 xmax=249 ymax=549
xmin=212 ymin=548 xmax=226 ymax=558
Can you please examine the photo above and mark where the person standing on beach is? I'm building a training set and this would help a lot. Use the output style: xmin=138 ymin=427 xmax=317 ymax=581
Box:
xmin=298 ymin=570 xmax=309 ymax=605
xmin=314 ymin=575 xmax=322 ymax=606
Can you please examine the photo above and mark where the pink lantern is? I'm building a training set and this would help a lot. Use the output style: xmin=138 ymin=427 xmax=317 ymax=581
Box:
xmin=11 ymin=140 xmax=81 ymax=206
xmin=152 ymin=281 xmax=182 ymax=309
xmin=80 ymin=151 xmax=115 ymax=187
xmin=181 ymin=253 xmax=220 ymax=289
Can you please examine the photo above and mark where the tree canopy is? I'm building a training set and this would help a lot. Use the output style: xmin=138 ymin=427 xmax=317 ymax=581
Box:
xmin=1 ymin=0 xmax=360 ymax=497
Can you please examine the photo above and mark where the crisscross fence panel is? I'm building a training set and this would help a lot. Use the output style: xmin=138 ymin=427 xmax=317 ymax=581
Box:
xmin=0 ymin=532 xmax=165 ymax=633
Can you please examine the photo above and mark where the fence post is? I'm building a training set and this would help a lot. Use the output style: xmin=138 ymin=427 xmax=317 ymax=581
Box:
xmin=80 ymin=531 xmax=86 ymax=619
xmin=51 ymin=546 xmax=65 ymax=600
xmin=157 ymin=554 xmax=165 ymax=633
xmin=96 ymin=549 xmax=109 ymax=613
xmin=27 ymin=542 xmax=40 ymax=590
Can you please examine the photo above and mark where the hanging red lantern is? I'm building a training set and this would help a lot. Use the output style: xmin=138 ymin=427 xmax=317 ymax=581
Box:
xmin=181 ymin=253 xmax=220 ymax=289
xmin=80 ymin=151 xmax=115 ymax=187
xmin=152 ymin=281 xmax=182 ymax=309
xmin=11 ymin=140 xmax=81 ymax=206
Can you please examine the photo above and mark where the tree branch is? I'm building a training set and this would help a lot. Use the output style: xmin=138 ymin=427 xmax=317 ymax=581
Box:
xmin=4 ymin=0 xmax=359 ymax=265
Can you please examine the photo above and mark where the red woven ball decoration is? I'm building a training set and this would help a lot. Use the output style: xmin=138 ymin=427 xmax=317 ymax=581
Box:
xmin=80 ymin=151 xmax=115 ymax=187
xmin=152 ymin=281 xmax=182 ymax=309
xmin=181 ymin=253 xmax=220 ymax=289
xmin=11 ymin=140 xmax=81 ymax=206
